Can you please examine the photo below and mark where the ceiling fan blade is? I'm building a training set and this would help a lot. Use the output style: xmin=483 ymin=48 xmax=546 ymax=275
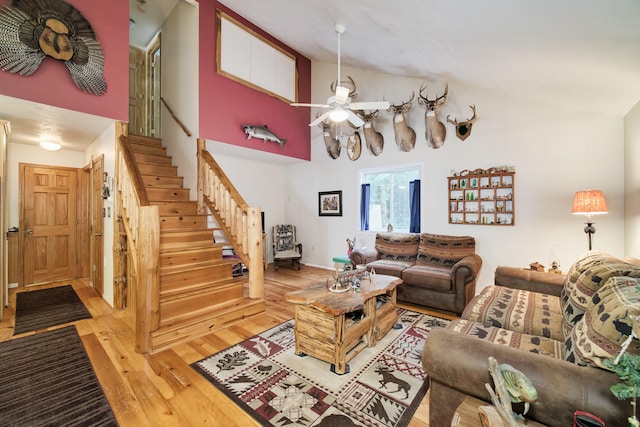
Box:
xmin=349 ymin=100 xmax=390 ymax=110
xmin=309 ymin=111 xmax=332 ymax=127
xmin=347 ymin=110 xmax=364 ymax=128
xmin=291 ymin=102 xmax=330 ymax=108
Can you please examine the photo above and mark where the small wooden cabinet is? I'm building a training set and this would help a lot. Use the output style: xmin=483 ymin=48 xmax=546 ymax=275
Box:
xmin=448 ymin=170 xmax=515 ymax=226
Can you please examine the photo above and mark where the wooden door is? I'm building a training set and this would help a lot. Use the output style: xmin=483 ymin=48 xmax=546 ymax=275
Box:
xmin=91 ymin=157 xmax=104 ymax=295
xmin=129 ymin=46 xmax=146 ymax=135
xmin=21 ymin=165 xmax=77 ymax=285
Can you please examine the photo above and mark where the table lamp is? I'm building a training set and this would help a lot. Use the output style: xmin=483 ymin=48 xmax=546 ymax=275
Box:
xmin=572 ymin=190 xmax=608 ymax=250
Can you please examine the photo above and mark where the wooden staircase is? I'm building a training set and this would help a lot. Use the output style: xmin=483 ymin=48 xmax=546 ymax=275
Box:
xmin=124 ymin=134 xmax=265 ymax=352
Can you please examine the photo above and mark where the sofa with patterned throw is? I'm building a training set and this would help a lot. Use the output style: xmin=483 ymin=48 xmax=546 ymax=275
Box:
xmin=350 ymin=232 xmax=482 ymax=314
xmin=423 ymin=251 xmax=640 ymax=427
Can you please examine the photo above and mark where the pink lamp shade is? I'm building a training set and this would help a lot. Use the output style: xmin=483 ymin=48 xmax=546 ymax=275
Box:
xmin=572 ymin=190 xmax=608 ymax=217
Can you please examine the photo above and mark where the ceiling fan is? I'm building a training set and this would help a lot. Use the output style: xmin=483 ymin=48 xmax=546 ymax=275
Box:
xmin=291 ymin=24 xmax=390 ymax=128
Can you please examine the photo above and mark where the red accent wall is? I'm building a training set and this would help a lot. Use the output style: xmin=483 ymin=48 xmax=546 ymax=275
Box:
xmin=199 ymin=1 xmax=311 ymax=161
xmin=0 ymin=0 xmax=129 ymax=121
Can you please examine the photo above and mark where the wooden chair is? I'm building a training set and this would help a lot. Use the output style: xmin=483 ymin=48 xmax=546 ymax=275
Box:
xmin=272 ymin=224 xmax=302 ymax=271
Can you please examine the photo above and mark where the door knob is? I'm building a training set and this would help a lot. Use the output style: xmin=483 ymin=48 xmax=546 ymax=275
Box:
xmin=25 ymin=229 xmax=33 ymax=234
xmin=94 ymin=233 xmax=102 ymax=237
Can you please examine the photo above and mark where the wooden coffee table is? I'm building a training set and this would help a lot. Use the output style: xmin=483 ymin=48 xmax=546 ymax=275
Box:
xmin=285 ymin=274 xmax=402 ymax=374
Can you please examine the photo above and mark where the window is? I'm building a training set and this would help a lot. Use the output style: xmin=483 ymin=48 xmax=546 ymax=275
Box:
xmin=360 ymin=165 xmax=421 ymax=232
xmin=216 ymin=10 xmax=297 ymax=103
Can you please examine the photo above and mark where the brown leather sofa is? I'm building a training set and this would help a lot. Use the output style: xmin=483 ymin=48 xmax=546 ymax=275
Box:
xmin=350 ymin=232 xmax=482 ymax=315
xmin=423 ymin=251 xmax=640 ymax=427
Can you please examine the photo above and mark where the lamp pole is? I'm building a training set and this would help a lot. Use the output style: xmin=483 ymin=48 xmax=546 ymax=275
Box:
xmin=584 ymin=222 xmax=595 ymax=250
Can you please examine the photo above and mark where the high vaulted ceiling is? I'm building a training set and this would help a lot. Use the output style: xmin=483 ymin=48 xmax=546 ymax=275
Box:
xmin=219 ymin=0 xmax=640 ymax=117
xmin=4 ymin=0 xmax=640 ymax=152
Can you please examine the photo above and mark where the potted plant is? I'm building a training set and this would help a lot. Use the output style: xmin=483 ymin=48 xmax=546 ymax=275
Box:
xmin=605 ymin=349 xmax=640 ymax=425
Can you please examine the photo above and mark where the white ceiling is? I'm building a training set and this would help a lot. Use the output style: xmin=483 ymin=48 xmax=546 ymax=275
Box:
xmin=219 ymin=0 xmax=640 ymax=116
xmin=3 ymin=0 xmax=640 ymax=152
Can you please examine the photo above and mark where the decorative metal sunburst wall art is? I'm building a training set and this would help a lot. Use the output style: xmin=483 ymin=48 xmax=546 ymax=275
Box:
xmin=0 ymin=0 xmax=107 ymax=95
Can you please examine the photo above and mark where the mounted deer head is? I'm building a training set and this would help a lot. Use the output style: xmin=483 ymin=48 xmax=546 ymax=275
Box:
xmin=388 ymin=92 xmax=416 ymax=152
xmin=317 ymin=115 xmax=341 ymax=159
xmin=447 ymin=105 xmax=477 ymax=141
xmin=418 ymin=83 xmax=448 ymax=149
xmin=355 ymin=109 xmax=384 ymax=156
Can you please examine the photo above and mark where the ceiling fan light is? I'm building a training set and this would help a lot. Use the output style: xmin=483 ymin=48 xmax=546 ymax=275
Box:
xmin=329 ymin=108 xmax=349 ymax=122
xmin=40 ymin=141 xmax=61 ymax=151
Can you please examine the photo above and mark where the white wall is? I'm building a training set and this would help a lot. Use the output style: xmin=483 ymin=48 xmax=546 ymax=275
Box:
xmin=207 ymin=148 xmax=287 ymax=262
xmin=284 ymin=62 xmax=626 ymax=290
xmin=85 ymin=124 xmax=117 ymax=307
xmin=160 ymin=0 xmax=200 ymax=197
xmin=624 ymin=101 xmax=640 ymax=256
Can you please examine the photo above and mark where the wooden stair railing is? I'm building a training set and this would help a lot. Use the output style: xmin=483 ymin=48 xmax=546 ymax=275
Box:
xmin=197 ymin=138 xmax=264 ymax=299
xmin=114 ymin=125 xmax=160 ymax=353
xmin=114 ymin=125 xmax=264 ymax=354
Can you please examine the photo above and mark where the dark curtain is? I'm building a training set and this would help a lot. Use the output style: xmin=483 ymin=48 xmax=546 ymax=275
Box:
xmin=360 ymin=183 xmax=370 ymax=231
xmin=409 ymin=179 xmax=421 ymax=233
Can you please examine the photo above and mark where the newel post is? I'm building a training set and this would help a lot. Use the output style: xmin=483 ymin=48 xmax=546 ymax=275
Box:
xmin=135 ymin=205 xmax=160 ymax=353
xmin=247 ymin=207 xmax=264 ymax=299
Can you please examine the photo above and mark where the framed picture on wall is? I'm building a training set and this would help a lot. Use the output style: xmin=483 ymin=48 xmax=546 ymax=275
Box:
xmin=319 ymin=190 xmax=342 ymax=216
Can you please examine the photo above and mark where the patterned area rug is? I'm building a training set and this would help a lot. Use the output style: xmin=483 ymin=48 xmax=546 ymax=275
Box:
xmin=191 ymin=309 xmax=450 ymax=426
xmin=0 ymin=325 xmax=118 ymax=426
xmin=14 ymin=285 xmax=92 ymax=335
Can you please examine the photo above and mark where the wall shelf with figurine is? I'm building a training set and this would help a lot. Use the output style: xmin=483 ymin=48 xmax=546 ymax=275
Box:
xmin=448 ymin=167 xmax=515 ymax=226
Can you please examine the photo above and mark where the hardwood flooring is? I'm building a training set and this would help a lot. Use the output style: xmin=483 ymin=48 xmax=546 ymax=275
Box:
xmin=0 ymin=265 xmax=457 ymax=426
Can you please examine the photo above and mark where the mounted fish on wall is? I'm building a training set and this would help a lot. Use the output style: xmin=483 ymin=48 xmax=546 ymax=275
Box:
xmin=242 ymin=125 xmax=287 ymax=148
xmin=0 ymin=0 xmax=107 ymax=95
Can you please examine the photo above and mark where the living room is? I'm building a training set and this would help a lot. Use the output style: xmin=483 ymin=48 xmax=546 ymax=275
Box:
xmin=1 ymin=0 xmax=639 ymax=307
xmin=0 ymin=0 xmax=639 ymax=425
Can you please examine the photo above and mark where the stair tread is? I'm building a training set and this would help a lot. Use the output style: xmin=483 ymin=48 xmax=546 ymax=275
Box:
xmin=141 ymin=173 xmax=185 ymax=179
xmin=160 ymin=227 xmax=210 ymax=235
xmin=160 ymin=228 xmax=217 ymax=235
xmin=160 ymin=257 xmax=237 ymax=274
xmin=160 ymin=275 xmax=245 ymax=298
xmin=154 ymin=295 xmax=262 ymax=332
xmin=146 ymin=186 xmax=192 ymax=191
xmin=160 ymin=241 xmax=214 ymax=252
xmin=127 ymin=135 xmax=163 ymax=145
xmin=159 ymin=212 xmax=208 ymax=217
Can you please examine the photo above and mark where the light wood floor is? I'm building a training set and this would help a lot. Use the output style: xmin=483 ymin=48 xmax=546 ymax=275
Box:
xmin=0 ymin=265 xmax=457 ymax=426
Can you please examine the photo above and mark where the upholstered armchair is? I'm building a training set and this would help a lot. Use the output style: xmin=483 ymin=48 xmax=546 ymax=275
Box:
xmin=272 ymin=224 xmax=303 ymax=271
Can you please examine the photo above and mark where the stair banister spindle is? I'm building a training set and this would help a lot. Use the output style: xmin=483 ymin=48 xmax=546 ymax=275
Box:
xmin=196 ymin=138 xmax=264 ymax=299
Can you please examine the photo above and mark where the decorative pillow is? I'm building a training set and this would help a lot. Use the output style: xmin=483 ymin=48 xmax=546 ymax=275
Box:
xmin=462 ymin=285 xmax=564 ymax=341
xmin=416 ymin=233 xmax=475 ymax=267
xmin=564 ymin=276 xmax=640 ymax=370
xmin=560 ymin=252 xmax=640 ymax=337
xmin=448 ymin=319 xmax=563 ymax=359
xmin=375 ymin=233 xmax=419 ymax=262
